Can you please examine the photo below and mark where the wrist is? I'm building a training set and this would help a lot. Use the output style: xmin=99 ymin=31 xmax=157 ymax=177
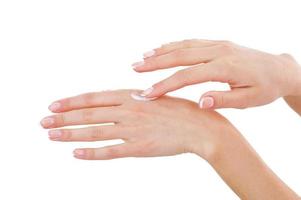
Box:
xmin=279 ymin=54 xmax=301 ymax=97
xmin=289 ymin=66 xmax=301 ymax=96
xmin=190 ymin=121 xmax=241 ymax=164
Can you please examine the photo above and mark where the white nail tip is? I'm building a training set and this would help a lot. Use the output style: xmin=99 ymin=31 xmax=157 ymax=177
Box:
xmin=143 ymin=50 xmax=155 ymax=58
xmin=199 ymin=97 xmax=214 ymax=108
xmin=140 ymin=87 xmax=154 ymax=97
xmin=132 ymin=61 xmax=145 ymax=68
xmin=130 ymin=92 xmax=158 ymax=101
xmin=199 ymin=98 xmax=205 ymax=108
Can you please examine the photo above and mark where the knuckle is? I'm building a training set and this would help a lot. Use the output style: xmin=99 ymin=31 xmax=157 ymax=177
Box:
xmin=173 ymin=69 xmax=193 ymax=85
xmin=91 ymin=127 xmax=103 ymax=139
xmin=86 ymin=149 xmax=95 ymax=160
xmin=61 ymin=98 xmax=70 ymax=109
xmin=219 ymin=40 xmax=233 ymax=46
xmin=120 ymin=107 xmax=150 ymax=125
xmin=56 ymin=114 xmax=66 ymax=126
xmin=105 ymin=147 xmax=121 ymax=159
xmin=173 ymin=49 xmax=186 ymax=58
xmin=160 ymin=42 xmax=175 ymax=51
xmin=168 ymin=50 xmax=186 ymax=64
xmin=216 ymin=40 xmax=237 ymax=53
xmin=217 ymin=94 xmax=247 ymax=109
xmin=173 ymin=70 xmax=185 ymax=82
xmin=81 ymin=109 xmax=94 ymax=122
xmin=112 ymin=107 xmax=131 ymax=123
xmin=219 ymin=43 xmax=236 ymax=55
xmin=217 ymin=94 xmax=225 ymax=108
xmin=279 ymin=53 xmax=296 ymax=64
xmin=127 ymin=104 xmax=150 ymax=117
xmin=81 ymin=92 xmax=97 ymax=105
xmin=147 ymin=58 xmax=160 ymax=68
xmin=279 ymin=53 xmax=293 ymax=59
xmin=62 ymin=129 xmax=72 ymax=140
xmin=181 ymin=39 xmax=197 ymax=47
xmin=221 ymin=56 xmax=238 ymax=69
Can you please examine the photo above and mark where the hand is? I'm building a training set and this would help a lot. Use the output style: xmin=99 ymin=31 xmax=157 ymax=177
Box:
xmin=132 ymin=39 xmax=301 ymax=109
xmin=40 ymin=89 xmax=236 ymax=160
xmin=40 ymin=90 xmax=300 ymax=198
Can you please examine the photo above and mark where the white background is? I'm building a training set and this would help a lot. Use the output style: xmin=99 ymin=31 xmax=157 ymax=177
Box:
xmin=0 ymin=0 xmax=300 ymax=199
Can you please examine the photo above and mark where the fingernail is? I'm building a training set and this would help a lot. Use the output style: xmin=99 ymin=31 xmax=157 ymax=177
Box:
xmin=49 ymin=102 xmax=61 ymax=112
xmin=131 ymin=61 xmax=145 ymax=69
xmin=143 ymin=50 xmax=155 ymax=58
xmin=199 ymin=96 xmax=214 ymax=109
xmin=140 ymin=87 xmax=154 ymax=97
xmin=40 ymin=117 xmax=55 ymax=127
xmin=73 ymin=149 xmax=86 ymax=158
xmin=48 ymin=130 xmax=62 ymax=139
xmin=130 ymin=92 xmax=158 ymax=101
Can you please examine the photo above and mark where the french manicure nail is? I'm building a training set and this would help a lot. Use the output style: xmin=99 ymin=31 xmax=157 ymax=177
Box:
xmin=48 ymin=130 xmax=62 ymax=138
xmin=40 ymin=117 xmax=54 ymax=127
xmin=131 ymin=61 xmax=145 ymax=69
xmin=73 ymin=149 xmax=85 ymax=157
xmin=140 ymin=87 xmax=154 ymax=97
xmin=130 ymin=92 xmax=158 ymax=101
xmin=49 ymin=102 xmax=61 ymax=112
xmin=199 ymin=96 xmax=214 ymax=109
xmin=143 ymin=50 xmax=155 ymax=58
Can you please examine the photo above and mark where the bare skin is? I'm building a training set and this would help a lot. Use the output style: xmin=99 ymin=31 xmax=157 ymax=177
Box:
xmin=284 ymin=95 xmax=301 ymax=116
xmin=41 ymin=90 xmax=300 ymax=199
xmin=40 ymin=39 xmax=301 ymax=199
xmin=132 ymin=39 xmax=301 ymax=113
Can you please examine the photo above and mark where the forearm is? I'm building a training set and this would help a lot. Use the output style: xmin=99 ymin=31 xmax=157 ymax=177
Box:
xmin=284 ymin=95 xmax=301 ymax=116
xmin=202 ymin=128 xmax=299 ymax=199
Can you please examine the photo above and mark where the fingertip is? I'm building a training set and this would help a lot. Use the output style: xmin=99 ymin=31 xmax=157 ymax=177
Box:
xmin=144 ymin=81 xmax=171 ymax=98
xmin=48 ymin=102 xmax=62 ymax=112
xmin=131 ymin=66 xmax=143 ymax=73
xmin=73 ymin=149 xmax=86 ymax=159
xmin=140 ymin=87 xmax=154 ymax=97
xmin=131 ymin=61 xmax=145 ymax=71
xmin=199 ymin=96 xmax=215 ymax=109
xmin=48 ymin=130 xmax=62 ymax=140
xmin=143 ymin=50 xmax=156 ymax=59
xmin=40 ymin=117 xmax=55 ymax=129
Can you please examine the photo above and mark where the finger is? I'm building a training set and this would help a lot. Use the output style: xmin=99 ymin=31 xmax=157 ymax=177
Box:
xmin=48 ymin=125 xmax=129 ymax=142
xmin=40 ymin=107 xmax=122 ymax=129
xmin=141 ymin=61 xmax=229 ymax=98
xmin=143 ymin=39 xmax=234 ymax=59
xmin=73 ymin=143 xmax=136 ymax=160
xmin=145 ymin=39 xmax=216 ymax=58
xmin=133 ymin=45 xmax=224 ymax=72
xmin=48 ymin=90 xmax=130 ymax=113
xmin=199 ymin=88 xmax=256 ymax=109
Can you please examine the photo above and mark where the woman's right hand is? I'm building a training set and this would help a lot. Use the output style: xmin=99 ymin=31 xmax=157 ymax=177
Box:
xmin=132 ymin=39 xmax=301 ymax=109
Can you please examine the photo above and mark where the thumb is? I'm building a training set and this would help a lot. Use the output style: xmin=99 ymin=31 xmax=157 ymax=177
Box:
xmin=199 ymin=89 xmax=253 ymax=109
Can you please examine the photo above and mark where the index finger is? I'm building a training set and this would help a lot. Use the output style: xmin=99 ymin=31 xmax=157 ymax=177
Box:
xmin=141 ymin=61 xmax=229 ymax=98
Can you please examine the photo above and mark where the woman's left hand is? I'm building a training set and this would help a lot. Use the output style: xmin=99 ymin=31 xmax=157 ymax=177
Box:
xmin=132 ymin=39 xmax=301 ymax=109
xmin=40 ymin=90 xmax=300 ymax=199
